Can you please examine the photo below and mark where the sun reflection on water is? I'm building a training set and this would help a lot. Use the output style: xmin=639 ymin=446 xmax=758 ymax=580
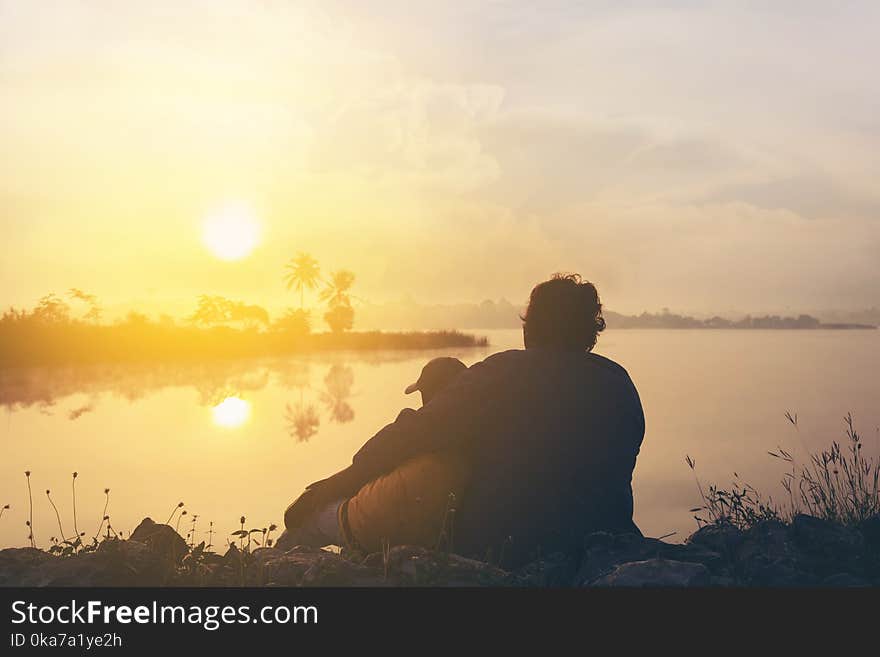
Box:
xmin=211 ymin=396 xmax=251 ymax=428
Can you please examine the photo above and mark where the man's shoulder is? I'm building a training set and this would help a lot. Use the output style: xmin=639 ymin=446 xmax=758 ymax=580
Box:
xmin=462 ymin=349 xmax=636 ymax=397
xmin=584 ymin=352 xmax=633 ymax=380
xmin=478 ymin=348 xmax=632 ymax=378
xmin=462 ymin=349 xmax=531 ymax=380
xmin=480 ymin=348 xmax=526 ymax=365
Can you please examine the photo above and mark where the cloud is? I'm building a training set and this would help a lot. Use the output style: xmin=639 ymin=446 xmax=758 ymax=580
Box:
xmin=708 ymin=174 xmax=880 ymax=221
xmin=2 ymin=1 xmax=880 ymax=312
xmin=476 ymin=108 xmax=755 ymax=218
xmin=306 ymin=80 xmax=504 ymax=192
xmin=551 ymin=198 xmax=880 ymax=312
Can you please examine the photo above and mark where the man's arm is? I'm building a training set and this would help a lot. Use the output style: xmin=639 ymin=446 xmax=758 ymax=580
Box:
xmin=303 ymin=408 xmax=420 ymax=496
xmin=348 ymin=357 xmax=493 ymax=478
xmin=283 ymin=409 xmax=420 ymax=530
xmin=284 ymin=397 xmax=471 ymax=531
xmin=284 ymin=356 xmax=498 ymax=531
xmin=312 ymin=359 xmax=493 ymax=494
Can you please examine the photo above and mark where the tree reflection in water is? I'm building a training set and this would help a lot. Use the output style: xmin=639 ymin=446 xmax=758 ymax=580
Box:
xmin=1 ymin=357 xmax=363 ymax=443
xmin=284 ymin=401 xmax=320 ymax=442
xmin=283 ymin=363 xmax=355 ymax=441
xmin=320 ymin=364 xmax=355 ymax=424
xmin=282 ymin=361 xmax=320 ymax=442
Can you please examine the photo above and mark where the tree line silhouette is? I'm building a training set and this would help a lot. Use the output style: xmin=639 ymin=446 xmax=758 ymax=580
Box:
xmin=603 ymin=309 xmax=875 ymax=330
xmin=0 ymin=254 xmax=486 ymax=367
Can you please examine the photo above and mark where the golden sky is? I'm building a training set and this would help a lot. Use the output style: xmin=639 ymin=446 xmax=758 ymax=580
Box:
xmin=2 ymin=1 xmax=879 ymax=316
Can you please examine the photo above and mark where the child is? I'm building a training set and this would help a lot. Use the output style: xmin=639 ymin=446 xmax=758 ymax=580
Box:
xmin=278 ymin=357 xmax=469 ymax=553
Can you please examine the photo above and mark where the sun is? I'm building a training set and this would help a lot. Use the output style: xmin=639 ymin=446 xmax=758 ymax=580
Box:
xmin=211 ymin=396 xmax=251 ymax=428
xmin=202 ymin=204 xmax=261 ymax=261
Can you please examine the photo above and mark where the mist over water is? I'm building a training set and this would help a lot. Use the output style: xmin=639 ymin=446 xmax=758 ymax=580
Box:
xmin=2 ymin=329 xmax=879 ymax=548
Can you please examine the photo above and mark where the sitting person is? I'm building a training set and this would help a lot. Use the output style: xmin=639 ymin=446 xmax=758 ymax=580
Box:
xmin=276 ymin=356 xmax=469 ymax=553
xmin=279 ymin=274 xmax=645 ymax=568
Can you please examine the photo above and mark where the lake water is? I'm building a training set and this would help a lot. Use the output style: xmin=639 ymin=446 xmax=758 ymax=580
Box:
xmin=2 ymin=329 xmax=879 ymax=548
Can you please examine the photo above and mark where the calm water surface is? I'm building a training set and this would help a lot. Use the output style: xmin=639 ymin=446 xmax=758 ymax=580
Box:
xmin=2 ymin=329 xmax=879 ymax=548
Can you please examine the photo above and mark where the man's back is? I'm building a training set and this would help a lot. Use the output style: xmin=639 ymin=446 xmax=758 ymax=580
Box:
xmin=448 ymin=349 xmax=645 ymax=565
xmin=351 ymin=347 xmax=645 ymax=566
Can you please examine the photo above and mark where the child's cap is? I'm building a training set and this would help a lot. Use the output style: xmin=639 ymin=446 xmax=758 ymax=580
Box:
xmin=404 ymin=357 xmax=467 ymax=396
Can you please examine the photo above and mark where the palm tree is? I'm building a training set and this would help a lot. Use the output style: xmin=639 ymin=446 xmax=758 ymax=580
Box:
xmin=320 ymin=270 xmax=356 ymax=333
xmin=283 ymin=253 xmax=321 ymax=309
xmin=324 ymin=304 xmax=354 ymax=333
xmin=319 ymin=270 xmax=355 ymax=307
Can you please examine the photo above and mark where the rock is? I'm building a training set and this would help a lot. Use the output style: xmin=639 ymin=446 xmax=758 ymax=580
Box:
xmin=237 ymin=547 xmax=285 ymax=586
xmin=383 ymin=546 xmax=513 ymax=586
xmin=263 ymin=550 xmax=385 ymax=587
xmin=251 ymin=546 xmax=282 ymax=565
xmin=667 ymin=543 xmax=725 ymax=573
xmin=129 ymin=518 xmax=188 ymax=562
xmin=734 ymin=520 xmax=803 ymax=586
xmin=221 ymin=543 xmax=242 ymax=567
xmin=735 ymin=520 xmax=793 ymax=564
xmin=304 ymin=556 xmax=385 ymax=587
xmin=743 ymin=559 xmax=818 ymax=587
xmin=0 ymin=548 xmax=54 ymax=586
xmin=0 ymin=541 xmax=166 ymax=586
xmin=688 ymin=523 xmax=744 ymax=554
xmin=575 ymin=532 xmax=683 ymax=584
xmin=97 ymin=537 xmax=167 ymax=583
xmin=1 ymin=517 xmax=873 ymax=587
xmin=791 ymin=514 xmax=863 ymax=558
xmin=281 ymin=544 xmax=323 ymax=555
xmin=590 ymin=559 xmax=710 ymax=587
xmin=360 ymin=551 xmax=386 ymax=570
xmin=857 ymin=514 xmax=880 ymax=549
xmin=789 ymin=514 xmax=865 ymax=578
xmin=821 ymin=572 xmax=870 ymax=587
xmin=517 ymin=552 xmax=580 ymax=587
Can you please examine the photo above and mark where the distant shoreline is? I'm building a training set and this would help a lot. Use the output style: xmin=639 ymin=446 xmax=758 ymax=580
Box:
xmin=0 ymin=326 xmax=489 ymax=369
xmin=603 ymin=311 xmax=877 ymax=331
xmin=607 ymin=323 xmax=877 ymax=330
xmin=1 ymin=317 xmax=876 ymax=370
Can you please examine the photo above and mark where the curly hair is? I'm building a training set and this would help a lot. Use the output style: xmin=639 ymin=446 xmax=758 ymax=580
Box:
xmin=521 ymin=273 xmax=606 ymax=352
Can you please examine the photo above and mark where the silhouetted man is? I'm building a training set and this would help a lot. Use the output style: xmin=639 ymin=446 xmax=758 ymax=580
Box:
xmin=281 ymin=274 xmax=645 ymax=567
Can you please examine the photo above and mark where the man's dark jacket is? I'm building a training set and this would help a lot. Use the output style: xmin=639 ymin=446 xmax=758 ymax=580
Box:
xmin=292 ymin=348 xmax=645 ymax=566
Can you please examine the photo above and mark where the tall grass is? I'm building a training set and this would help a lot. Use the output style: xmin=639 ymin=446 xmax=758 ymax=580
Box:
xmin=71 ymin=471 xmax=80 ymax=545
xmin=776 ymin=413 xmax=880 ymax=523
xmin=93 ymin=488 xmax=110 ymax=541
xmin=688 ymin=413 xmax=880 ymax=529
xmin=686 ymin=456 xmax=780 ymax=529
xmin=4 ymin=471 xmax=288 ymax=587
xmin=46 ymin=489 xmax=66 ymax=540
xmin=24 ymin=471 xmax=35 ymax=548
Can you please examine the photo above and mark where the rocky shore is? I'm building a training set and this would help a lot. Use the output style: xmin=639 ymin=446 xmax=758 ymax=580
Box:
xmin=1 ymin=514 xmax=878 ymax=587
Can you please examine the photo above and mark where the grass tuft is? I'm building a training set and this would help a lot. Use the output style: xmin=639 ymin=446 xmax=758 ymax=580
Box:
xmin=690 ymin=413 xmax=879 ymax=530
